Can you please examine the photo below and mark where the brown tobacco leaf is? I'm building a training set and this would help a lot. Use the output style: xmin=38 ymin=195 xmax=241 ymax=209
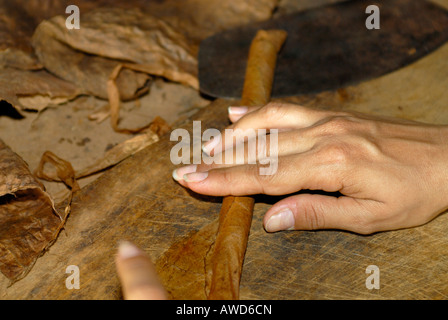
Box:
xmin=0 ymin=0 xmax=159 ymax=70
xmin=0 ymin=0 xmax=42 ymax=70
xmin=155 ymin=219 xmax=219 ymax=300
xmin=32 ymin=22 xmax=151 ymax=101
xmin=32 ymin=8 xmax=199 ymax=90
xmin=0 ymin=140 xmax=64 ymax=282
xmin=0 ymin=68 xmax=81 ymax=113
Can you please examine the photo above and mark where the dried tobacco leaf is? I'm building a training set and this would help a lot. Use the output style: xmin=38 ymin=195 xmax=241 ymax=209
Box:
xmin=0 ymin=68 xmax=80 ymax=113
xmin=155 ymin=219 xmax=219 ymax=300
xmin=32 ymin=22 xmax=151 ymax=101
xmin=0 ymin=0 xmax=41 ymax=70
xmin=0 ymin=140 xmax=64 ymax=282
xmin=32 ymin=8 xmax=199 ymax=90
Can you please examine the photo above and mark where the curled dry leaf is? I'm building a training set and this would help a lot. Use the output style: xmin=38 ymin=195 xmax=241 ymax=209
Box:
xmin=34 ymin=151 xmax=81 ymax=217
xmin=107 ymin=64 xmax=177 ymax=134
xmin=34 ymin=151 xmax=80 ymax=192
xmin=0 ymin=140 xmax=65 ymax=283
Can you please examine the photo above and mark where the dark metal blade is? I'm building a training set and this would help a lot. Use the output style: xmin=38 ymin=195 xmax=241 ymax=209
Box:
xmin=198 ymin=0 xmax=448 ymax=99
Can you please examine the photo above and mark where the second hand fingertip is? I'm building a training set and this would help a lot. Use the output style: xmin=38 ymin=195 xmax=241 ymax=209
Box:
xmin=117 ymin=241 xmax=143 ymax=260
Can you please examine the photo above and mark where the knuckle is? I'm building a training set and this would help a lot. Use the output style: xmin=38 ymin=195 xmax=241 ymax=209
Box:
xmin=260 ymin=102 xmax=286 ymax=120
xmin=251 ymin=162 xmax=275 ymax=194
xmin=256 ymin=135 xmax=268 ymax=161
xmin=222 ymin=168 xmax=235 ymax=187
xmin=321 ymin=116 xmax=352 ymax=135
xmin=317 ymin=143 xmax=351 ymax=165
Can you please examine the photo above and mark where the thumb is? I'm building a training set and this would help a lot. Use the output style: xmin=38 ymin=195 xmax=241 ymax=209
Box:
xmin=263 ymin=194 xmax=375 ymax=235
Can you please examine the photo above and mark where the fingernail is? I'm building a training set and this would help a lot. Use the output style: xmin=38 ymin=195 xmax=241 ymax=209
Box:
xmin=265 ymin=208 xmax=295 ymax=232
xmin=172 ymin=165 xmax=197 ymax=181
xmin=118 ymin=241 xmax=143 ymax=259
xmin=228 ymin=106 xmax=248 ymax=115
xmin=202 ymin=135 xmax=221 ymax=155
xmin=184 ymin=171 xmax=208 ymax=183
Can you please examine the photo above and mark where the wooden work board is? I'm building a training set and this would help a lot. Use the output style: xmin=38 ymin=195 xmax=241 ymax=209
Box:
xmin=2 ymin=37 xmax=448 ymax=301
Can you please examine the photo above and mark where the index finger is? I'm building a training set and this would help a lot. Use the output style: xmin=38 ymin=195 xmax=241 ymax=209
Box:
xmin=204 ymin=102 xmax=332 ymax=156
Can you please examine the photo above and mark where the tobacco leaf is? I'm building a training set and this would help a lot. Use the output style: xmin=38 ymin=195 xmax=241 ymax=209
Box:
xmin=0 ymin=0 xmax=42 ymax=70
xmin=32 ymin=8 xmax=199 ymax=90
xmin=155 ymin=218 xmax=219 ymax=300
xmin=0 ymin=0 xmax=155 ymax=70
xmin=0 ymin=68 xmax=81 ymax=113
xmin=32 ymin=21 xmax=151 ymax=101
xmin=0 ymin=140 xmax=64 ymax=282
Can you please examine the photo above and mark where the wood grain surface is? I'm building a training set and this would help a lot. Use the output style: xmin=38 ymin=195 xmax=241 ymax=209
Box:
xmin=2 ymin=12 xmax=448 ymax=301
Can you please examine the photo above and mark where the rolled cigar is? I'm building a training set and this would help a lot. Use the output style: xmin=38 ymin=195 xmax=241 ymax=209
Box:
xmin=207 ymin=29 xmax=287 ymax=300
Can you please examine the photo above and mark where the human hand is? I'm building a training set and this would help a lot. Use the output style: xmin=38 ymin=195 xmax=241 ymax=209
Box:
xmin=115 ymin=241 xmax=167 ymax=300
xmin=173 ymin=102 xmax=448 ymax=234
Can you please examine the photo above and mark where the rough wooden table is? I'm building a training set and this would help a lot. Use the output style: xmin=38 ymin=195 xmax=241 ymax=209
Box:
xmin=2 ymin=30 xmax=448 ymax=301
